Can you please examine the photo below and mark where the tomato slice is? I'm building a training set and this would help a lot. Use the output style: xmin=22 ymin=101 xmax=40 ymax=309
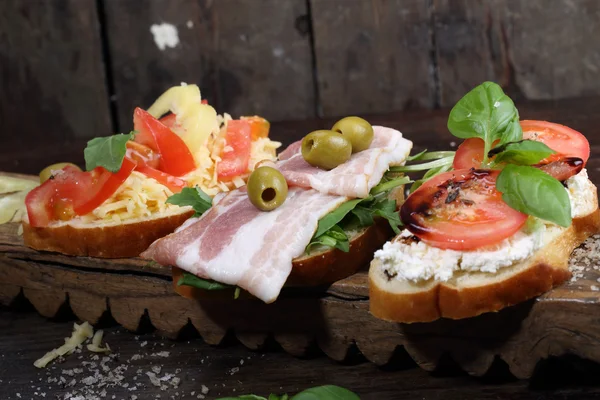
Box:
xmin=453 ymin=138 xmax=485 ymax=170
xmin=241 ymin=116 xmax=270 ymax=140
xmin=134 ymin=108 xmax=196 ymax=176
xmin=25 ymin=160 xmax=136 ymax=227
xmin=126 ymin=141 xmax=160 ymax=169
xmin=400 ymin=169 xmax=528 ymax=250
xmin=137 ymin=165 xmax=187 ymax=193
xmin=217 ymin=120 xmax=252 ymax=180
xmin=521 ymin=120 xmax=590 ymax=165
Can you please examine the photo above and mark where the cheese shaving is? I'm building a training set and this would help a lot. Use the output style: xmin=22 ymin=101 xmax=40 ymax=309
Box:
xmin=78 ymin=172 xmax=181 ymax=224
xmin=34 ymin=322 xmax=94 ymax=368
xmin=87 ymin=330 xmax=111 ymax=353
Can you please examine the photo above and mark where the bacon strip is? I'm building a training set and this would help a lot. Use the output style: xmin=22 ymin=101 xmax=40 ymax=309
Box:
xmin=142 ymin=188 xmax=348 ymax=303
xmin=277 ymin=126 xmax=412 ymax=198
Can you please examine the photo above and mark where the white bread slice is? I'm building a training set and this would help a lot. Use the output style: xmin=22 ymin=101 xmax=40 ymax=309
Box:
xmin=22 ymin=207 xmax=194 ymax=258
xmin=369 ymin=188 xmax=600 ymax=323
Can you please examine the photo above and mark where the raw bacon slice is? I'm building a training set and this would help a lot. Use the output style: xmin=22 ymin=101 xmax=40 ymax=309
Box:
xmin=277 ymin=126 xmax=412 ymax=198
xmin=142 ymin=187 xmax=348 ymax=303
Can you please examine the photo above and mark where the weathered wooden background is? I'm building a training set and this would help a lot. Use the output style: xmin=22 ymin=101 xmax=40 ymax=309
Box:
xmin=2 ymin=0 xmax=600 ymax=173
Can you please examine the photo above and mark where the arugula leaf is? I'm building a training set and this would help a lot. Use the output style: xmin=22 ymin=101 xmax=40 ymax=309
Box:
xmin=313 ymin=198 xmax=364 ymax=238
xmin=447 ymin=81 xmax=522 ymax=165
xmin=351 ymin=206 xmax=374 ymax=226
xmin=372 ymin=198 xmax=402 ymax=234
xmin=84 ymin=132 xmax=135 ymax=172
xmin=389 ymin=156 xmax=453 ymax=173
xmin=489 ymin=140 xmax=555 ymax=166
xmin=167 ymin=187 xmax=212 ymax=217
xmin=177 ymin=273 xmax=231 ymax=290
xmin=406 ymin=149 xmax=427 ymax=161
xmin=409 ymin=162 xmax=453 ymax=193
xmin=496 ymin=165 xmax=571 ymax=227
xmin=307 ymin=225 xmax=349 ymax=253
xmin=291 ymin=385 xmax=360 ymax=400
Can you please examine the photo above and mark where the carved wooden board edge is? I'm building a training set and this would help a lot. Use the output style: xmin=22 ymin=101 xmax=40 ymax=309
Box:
xmin=2 ymin=218 xmax=600 ymax=378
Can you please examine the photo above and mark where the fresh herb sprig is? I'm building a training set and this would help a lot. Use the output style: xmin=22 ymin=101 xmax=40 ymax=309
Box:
xmin=390 ymin=150 xmax=455 ymax=193
xmin=84 ymin=132 xmax=135 ymax=172
xmin=216 ymin=385 xmax=359 ymax=400
xmin=447 ymin=81 xmax=571 ymax=227
xmin=167 ymin=187 xmax=212 ymax=216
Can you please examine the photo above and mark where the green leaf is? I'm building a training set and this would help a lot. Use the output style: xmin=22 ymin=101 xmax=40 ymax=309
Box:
xmin=177 ymin=273 xmax=231 ymax=290
xmin=84 ymin=132 xmax=135 ymax=172
xmin=167 ymin=187 xmax=213 ymax=217
xmin=406 ymin=149 xmax=427 ymax=161
xmin=268 ymin=394 xmax=287 ymax=400
xmin=369 ymin=175 xmax=411 ymax=195
xmin=389 ymin=156 xmax=453 ymax=173
xmin=372 ymin=198 xmax=402 ymax=234
xmin=496 ymin=165 xmax=571 ymax=227
xmin=491 ymin=140 xmax=555 ymax=166
xmin=351 ymin=206 xmax=374 ymax=226
xmin=217 ymin=396 xmax=268 ymax=400
xmin=291 ymin=385 xmax=360 ymax=400
xmin=313 ymin=198 xmax=364 ymax=238
xmin=447 ymin=81 xmax=522 ymax=164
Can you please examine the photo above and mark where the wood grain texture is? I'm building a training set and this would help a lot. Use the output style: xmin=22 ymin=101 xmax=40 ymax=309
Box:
xmin=310 ymin=0 xmax=435 ymax=117
xmin=104 ymin=0 xmax=315 ymax=130
xmin=0 ymin=0 xmax=112 ymax=174
xmin=433 ymin=0 xmax=507 ymax=106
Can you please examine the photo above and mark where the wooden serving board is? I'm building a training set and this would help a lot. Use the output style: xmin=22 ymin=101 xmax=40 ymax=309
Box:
xmin=2 ymin=218 xmax=600 ymax=379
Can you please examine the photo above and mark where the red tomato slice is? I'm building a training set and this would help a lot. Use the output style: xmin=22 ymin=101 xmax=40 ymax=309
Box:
xmin=521 ymin=120 xmax=590 ymax=165
xmin=126 ymin=141 xmax=160 ymax=169
xmin=137 ymin=165 xmax=187 ymax=193
xmin=25 ymin=160 xmax=136 ymax=227
xmin=241 ymin=116 xmax=270 ymax=140
xmin=134 ymin=108 xmax=196 ymax=176
xmin=217 ymin=120 xmax=252 ymax=181
xmin=400 ymin=169 xmax=528 ymax=250
xmin=453 ymin=138 xmax=485 ymax=169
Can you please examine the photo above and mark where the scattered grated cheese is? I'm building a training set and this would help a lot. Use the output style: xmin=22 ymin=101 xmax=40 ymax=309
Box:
xmin=34 ymin=322 xmax=94 ymax=368
xmin=87 ymin=330 xmax=111 ymax=354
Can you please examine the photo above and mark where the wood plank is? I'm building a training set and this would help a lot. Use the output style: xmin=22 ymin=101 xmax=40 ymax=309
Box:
xmin=433 ymin=0 xmax=506 ymax=107
xmin=499 ymin=0 xmax=600 ymax=100
xmin=0 ymin=0 xmax=112 ymax=174
xmin=104 ymin=0 xmax=315 ymax=130
xmin=310 ymin=0 xmax=435 ymax=117
xmin=8 ymin=310 xmax=600 ymax=400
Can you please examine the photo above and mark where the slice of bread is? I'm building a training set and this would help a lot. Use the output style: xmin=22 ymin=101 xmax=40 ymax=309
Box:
xmin=22 ymin=207 xmax=194 ymax=258
xmin=369 ymin=205 xmax=600 ymax=323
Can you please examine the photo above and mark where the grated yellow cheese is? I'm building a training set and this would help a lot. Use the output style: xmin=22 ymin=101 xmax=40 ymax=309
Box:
xmin=34 ymin=322 xmax=94 ymax=368
xmin=184 ymin=114 xmax=281 ymax=196
xmin=78 ymin=171 xmax=182 ymax=224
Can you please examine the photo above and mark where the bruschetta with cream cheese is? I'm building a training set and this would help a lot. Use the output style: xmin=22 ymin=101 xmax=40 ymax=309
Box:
xmin=142 ymin=118 xmax=414 ymax=303
xmin=369 ymin=82 xmax=600 ymax=322
xmin=22 ymin=84 xmax=280 ymax=258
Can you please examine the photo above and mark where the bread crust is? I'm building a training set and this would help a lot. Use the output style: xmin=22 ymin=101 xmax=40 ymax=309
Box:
xmin=22 ymin=209 xmax=194 ymax=258
xmin=369 ymin=208 xmax=600 ymax=323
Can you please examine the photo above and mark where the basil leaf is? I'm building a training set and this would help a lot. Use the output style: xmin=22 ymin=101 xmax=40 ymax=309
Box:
xmin=177 ymin=272 xmax=231 ymax=290
xmin=447 ymin=82 xmax=522 ymax=163
xmin=84 ymin=132 xmax=135 ymax=172
xmin=217 ymin=396 xmax=268 ymax=400
xmin=269 ymin=394 xmax=288 ymax=400
xmin=167 ymin=187 xmax=212 ymax=217
xmin=496 ymin=165 xmax=571 ymax=227
xmin=291 ymin=385 xmax=359 ymax=400
xmin=492 ymin=140 xmax=555 ymax=166
xmin=313 ymin=198 xmax=364 ymax=238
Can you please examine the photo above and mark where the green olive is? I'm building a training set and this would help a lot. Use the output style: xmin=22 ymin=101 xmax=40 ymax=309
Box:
xmin=39 ymin=162 xmax=81 ymax=184
xmin=247 ymin=166 xmax=288 ymax=211
xmin=331 ymin=116 xmax=374 ymax=153
xmin=301 ymin=130 xmax=352 ymax=170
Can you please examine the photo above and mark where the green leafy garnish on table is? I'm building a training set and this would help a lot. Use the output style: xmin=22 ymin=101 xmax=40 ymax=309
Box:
xmin=216 ymin=385 xmax=360 ymax=400
xmin=84 ymin=132 xmax=135 ymax=172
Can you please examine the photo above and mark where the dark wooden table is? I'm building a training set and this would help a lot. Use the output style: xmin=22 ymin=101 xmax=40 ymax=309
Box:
xmin=4 ymin=98 xmax=600 ymax=399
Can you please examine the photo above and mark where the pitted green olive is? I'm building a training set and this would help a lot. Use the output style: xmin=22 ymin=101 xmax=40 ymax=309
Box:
xmin=331 ymin=116 xmax=374 ymax=153
xmin=247 ymin=166 xmax=288 ymax=211
xmin=39 ymin=162 xmax=81 ymax=184
xmin=301 ymin=130 xmax=352 ymax=170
